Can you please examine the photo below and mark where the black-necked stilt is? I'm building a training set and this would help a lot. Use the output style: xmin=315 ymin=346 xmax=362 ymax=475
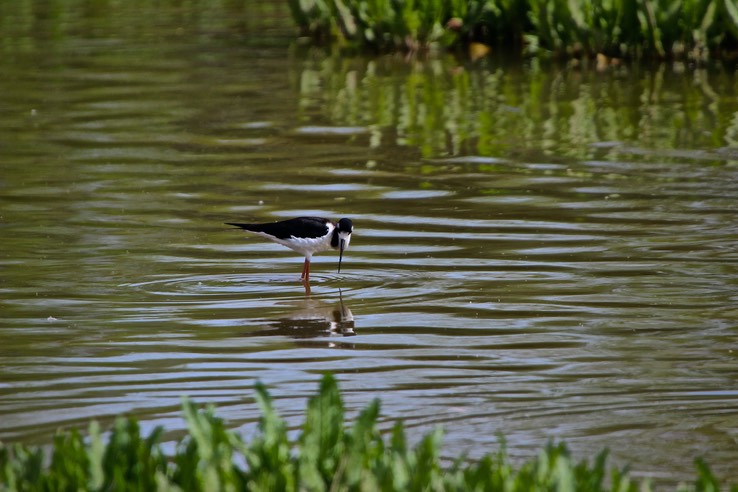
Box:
xmin=225 ymin=217 xmax=353 ymax=282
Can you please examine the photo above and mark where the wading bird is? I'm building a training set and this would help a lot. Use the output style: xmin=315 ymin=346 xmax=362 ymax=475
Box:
xmin=225 ymin=217 xmax=353 ymax=283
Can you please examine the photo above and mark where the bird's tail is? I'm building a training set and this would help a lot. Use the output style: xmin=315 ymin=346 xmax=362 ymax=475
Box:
xmin=225 ymin=222 xmax=261 ymax=232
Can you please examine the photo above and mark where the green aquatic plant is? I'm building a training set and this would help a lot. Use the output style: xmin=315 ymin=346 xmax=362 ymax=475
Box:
xmin=287 ymin=0 xmax=483 ymax=50
xmin=524 ymin=0 xmax=738 ymax=60
xmin=287 ymin=0 xmax=738 ymax=59
xmin=0 ymin=374 xmax=732 ymax=491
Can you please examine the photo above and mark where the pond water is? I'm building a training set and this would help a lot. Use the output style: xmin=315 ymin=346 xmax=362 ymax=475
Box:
xmin=1 ymin=2 xmax=738 ymax=486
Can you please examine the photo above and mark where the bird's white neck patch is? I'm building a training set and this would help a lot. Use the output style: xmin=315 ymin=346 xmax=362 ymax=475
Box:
xmin=338 ymin=231 xmax=351 ymax=249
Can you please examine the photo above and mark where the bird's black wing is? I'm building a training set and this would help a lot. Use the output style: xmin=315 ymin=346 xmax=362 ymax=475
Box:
xmin=226 ymin=217 xmax=330 ymax=239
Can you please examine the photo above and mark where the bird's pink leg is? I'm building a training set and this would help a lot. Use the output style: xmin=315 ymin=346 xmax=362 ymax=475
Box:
xmin=301 ymin=258 xmax=310 ymax=282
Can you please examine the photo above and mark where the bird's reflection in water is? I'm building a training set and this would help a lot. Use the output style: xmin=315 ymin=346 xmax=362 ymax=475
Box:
xmin=247 ymin=292 xmax=355 ymax=339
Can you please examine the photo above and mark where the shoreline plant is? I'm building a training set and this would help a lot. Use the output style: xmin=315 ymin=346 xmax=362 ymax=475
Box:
xmin=287 ymin=0 xmax=738 ymax=61
xmin=0 ymin=374 xmax=731 ymax=491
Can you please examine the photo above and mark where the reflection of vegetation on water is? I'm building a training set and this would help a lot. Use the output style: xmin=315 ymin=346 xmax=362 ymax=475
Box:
xmin=295 ymin=54 xmax=738 ymax=160
xmin=0 ymin=374 xmax=728 ymax=490
xmin=0 ymin=0 xmax=290 ymax=47
xmin=287 ymin=0 xmax=738 ymax=60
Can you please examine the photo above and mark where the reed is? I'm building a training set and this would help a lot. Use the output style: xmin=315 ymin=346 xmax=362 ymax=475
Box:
xmin=287 ymin=0 xmax=738 ymax=60
xmin=0 ymin=374 xmax=731 ymax=491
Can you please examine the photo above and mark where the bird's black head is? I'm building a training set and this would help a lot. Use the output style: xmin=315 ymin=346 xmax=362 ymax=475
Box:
xmin=335 ymin=218 xmax=353 ymax=273
xmin=337 ymin=218 xmax=353 ymax=234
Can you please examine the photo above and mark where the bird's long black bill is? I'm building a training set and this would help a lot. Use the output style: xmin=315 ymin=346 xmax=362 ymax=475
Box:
xmin=338 ymin=239 xmax=345 ymax=273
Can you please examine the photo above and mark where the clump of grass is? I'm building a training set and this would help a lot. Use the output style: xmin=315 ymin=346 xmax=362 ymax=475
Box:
xmin=0 ymin=374 xmax=731 ymax=491
xmin=525 ymin=0 xmax=738 ymax=61
xmin=288 ymin=0 xmax=459 ymax=51
xmin=286 ymin=0 xmax=738 ymax=60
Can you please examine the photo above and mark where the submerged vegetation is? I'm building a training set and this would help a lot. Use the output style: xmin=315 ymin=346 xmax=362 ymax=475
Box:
xmin=287 ymin=0 xmax=738 ymax=60
xmin=0 ymin=375 xmax=732 ymax=491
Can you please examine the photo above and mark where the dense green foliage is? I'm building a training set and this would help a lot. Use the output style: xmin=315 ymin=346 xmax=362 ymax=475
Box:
xmin=287 ymin=0 xmax=738 ymax=59
xmin=0 ymin=375 xmax=733 ymax=491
